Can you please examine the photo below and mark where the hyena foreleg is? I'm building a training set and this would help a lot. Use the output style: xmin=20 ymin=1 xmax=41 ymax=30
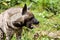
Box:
xmin=16 ymin=29 xmax=22 ymax=40
xmin=5 ymin=29 xmax=14 ymax=40
xmin=0 ymin=28 xmax=4 ymax=40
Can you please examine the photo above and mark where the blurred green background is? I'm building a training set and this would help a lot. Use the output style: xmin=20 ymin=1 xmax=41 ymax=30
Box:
xmin=0 ymin=0 xmax=60 ymax=40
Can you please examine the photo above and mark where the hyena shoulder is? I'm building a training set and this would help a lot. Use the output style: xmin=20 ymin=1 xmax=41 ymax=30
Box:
xmin=0 ymin=7 xmax=23 ymax=28
xmin=2 ymin=7 xmax=23 ymax=17
xmin=0 ymin=7 xmax=23 ymax=22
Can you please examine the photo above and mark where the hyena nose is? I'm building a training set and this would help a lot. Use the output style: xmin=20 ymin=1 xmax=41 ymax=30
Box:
xmin=33 ymin=21 xmax=39 ymax=24
xmin=33 ymin=18 xmax=39 ymax=24
xmin=36 ymin=21 xmax=39 ymax=24
xmin=37 ymin=21 xmax=39 ymax=24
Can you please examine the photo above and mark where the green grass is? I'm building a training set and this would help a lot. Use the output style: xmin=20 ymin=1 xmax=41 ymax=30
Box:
xmin=0 ymin=8 xmax=60 ymax=40
xmin=0 ymin=0 xmax=60 ymax=40
xmin=10 ymin=10 xmax=60 ymax=40
xmin=0 ymin=7 xmax=60 ymax=40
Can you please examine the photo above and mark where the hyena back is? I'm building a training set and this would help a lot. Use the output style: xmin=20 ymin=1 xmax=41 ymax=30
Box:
xmin=0 ymin=4 xmax=39 ymax=40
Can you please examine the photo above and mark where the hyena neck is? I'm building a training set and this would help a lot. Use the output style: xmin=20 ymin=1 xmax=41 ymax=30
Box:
xmin=7 ymin=21 xmax=23 ymax=29
xmin=10 ymin=13 xmax=22 ymax=22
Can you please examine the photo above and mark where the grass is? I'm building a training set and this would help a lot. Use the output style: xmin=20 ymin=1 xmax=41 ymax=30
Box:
xmin=0 ymin=1 xmax=60 ymax=40
xmin=0 ymin=8 xmax=60 ymax=40
xmin=10 ymin=10 xmax=60 ymax=40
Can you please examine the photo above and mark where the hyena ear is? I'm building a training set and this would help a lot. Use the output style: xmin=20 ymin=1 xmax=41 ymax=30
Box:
xmin=22 ymin=4 xmax=27 ymax=15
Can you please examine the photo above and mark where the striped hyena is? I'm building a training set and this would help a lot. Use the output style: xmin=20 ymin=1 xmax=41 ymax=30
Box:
xmin=0 ymin=4 xmax=39 ymax=40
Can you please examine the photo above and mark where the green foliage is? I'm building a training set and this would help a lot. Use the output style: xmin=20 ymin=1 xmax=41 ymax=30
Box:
xmin=0 ymin=0 xmax=60 ymax=40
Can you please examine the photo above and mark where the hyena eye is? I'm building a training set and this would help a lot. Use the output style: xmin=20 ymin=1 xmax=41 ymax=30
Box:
xmin=25 ymin=17 xmax=34 ymax=21
xmin=29 ymin=17 xmax=34 ymax=20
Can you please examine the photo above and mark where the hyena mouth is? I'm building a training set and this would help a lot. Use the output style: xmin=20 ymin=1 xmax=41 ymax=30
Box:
xmin=28 ymin=24 xmax=34 ymax=29
xmin=26 ymin=20 xmax=39 ymax=29
xmin=27 ymin=24 xmax=38 ymax=29
xmin=30 ymin=24 xmax=39 ymax=29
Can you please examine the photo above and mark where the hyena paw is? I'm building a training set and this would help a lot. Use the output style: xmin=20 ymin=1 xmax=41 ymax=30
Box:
xmin=0 ymin=29 xmax=4 ymax=40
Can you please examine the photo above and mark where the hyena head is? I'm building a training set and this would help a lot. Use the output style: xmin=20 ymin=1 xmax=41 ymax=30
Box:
xmin=13 ymin=4 xmax=39 ymax=29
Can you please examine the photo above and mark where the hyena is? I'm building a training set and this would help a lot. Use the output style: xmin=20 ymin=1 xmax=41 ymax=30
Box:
xmin=0 ymin=4 xmax=39 ymax=40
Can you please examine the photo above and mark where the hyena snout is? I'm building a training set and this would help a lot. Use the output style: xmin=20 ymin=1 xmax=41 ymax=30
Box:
xmin=32 ymin=18 xmax=39 ymax=24
xmin=27 ymin=18 xmax=39 ymax=29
